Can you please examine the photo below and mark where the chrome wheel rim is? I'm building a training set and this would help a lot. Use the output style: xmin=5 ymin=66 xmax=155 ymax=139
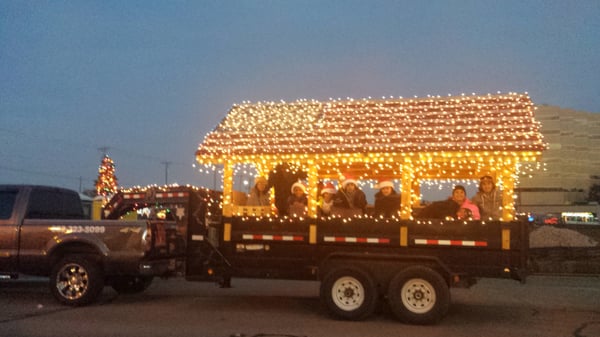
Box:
xmin=55 ymin=263 xmax=89 ymax=300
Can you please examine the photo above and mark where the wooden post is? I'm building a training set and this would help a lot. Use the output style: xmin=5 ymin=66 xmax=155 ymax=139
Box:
xmin=501 ymin=162 xmax=516 ymax=222
xmin=400 ymin=160 xmax=413 ymax=220
xmin=306 ymin=161 xmax=319 ymax=218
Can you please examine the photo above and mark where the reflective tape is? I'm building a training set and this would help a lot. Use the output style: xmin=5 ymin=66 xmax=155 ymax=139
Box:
xmin=242 ymin=234 xmax=305 ymax=241
xmin=414 ymin=239 xmax=488 ymax=247
xmin=323 ymin=236 xmax=391 ymax=244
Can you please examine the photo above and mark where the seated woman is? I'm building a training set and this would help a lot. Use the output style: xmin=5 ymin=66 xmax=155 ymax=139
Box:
xmin=287 ymin=181 xmax=308 ymax=216
xmin=246 ymin=176 xmax=270 ymax=206
xmin=472 ymin=175 xmax=502 ymax=220
xmin=373 ymin=180 xmax=401 ymax=218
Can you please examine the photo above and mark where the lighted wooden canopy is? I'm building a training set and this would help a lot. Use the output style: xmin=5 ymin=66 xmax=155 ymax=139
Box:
xmin=196 ymin=93 xmax=546 ymax=220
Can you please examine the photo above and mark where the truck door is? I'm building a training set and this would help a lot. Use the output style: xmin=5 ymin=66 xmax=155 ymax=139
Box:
xmin=0 ymin=187 xmax=22 ymax=274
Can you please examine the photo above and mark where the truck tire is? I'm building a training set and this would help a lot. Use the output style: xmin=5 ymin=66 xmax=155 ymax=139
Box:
xmin=49 ymin=255 xmax=104 ymax=306
xmin=111 ymin=276 xmax=154 ymax=294
xmin=387 ymin=266 xmax=450 ymax=325
xmin=320 ymin=267 xmax=378 ymax=321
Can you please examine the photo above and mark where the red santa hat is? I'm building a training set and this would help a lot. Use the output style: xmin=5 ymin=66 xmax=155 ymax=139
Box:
xmin=291 ymin=181 xmax=306 ymax=193
xmin=321 ymin=182 xmax=337 ymax=195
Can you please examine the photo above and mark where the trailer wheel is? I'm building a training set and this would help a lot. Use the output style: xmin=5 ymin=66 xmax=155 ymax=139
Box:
xmin=320 ymin=267 xmax=378 ymax=321
xmin=49 ymin=255 xmax=104 ymax=306
xmin=111 ymin=276 xmax=154 ymax=294
xmin=387 ymin=266 xmax=449 ymax=325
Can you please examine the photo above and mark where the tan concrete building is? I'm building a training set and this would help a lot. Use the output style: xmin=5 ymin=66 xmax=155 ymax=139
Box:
xmin=516 ymin=105 xmax=600 ymax=218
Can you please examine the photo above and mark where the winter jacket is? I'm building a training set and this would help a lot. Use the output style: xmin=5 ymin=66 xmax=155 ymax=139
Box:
xmin=373 ymin=191 xmax=401 ymax=218
xmin=332 ymin=189 xmax=367 ymax=214
xmin=472 ymin=189 xmax=502 ymax=220
xmin=286 ymin=194 xmax=308 ymax=216
xmin=247 ymin=187 xmax=270 ymax=206
xmin=460 ymin=198 xmax=481 ymax=220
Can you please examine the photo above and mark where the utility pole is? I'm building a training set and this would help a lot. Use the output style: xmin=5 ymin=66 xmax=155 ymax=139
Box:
xmin=161 ymin=161 xmax=171 ymax=185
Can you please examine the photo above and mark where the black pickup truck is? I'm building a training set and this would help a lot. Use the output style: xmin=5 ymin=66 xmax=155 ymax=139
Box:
xmin=0 ymin=185 xmax=185 ymax=305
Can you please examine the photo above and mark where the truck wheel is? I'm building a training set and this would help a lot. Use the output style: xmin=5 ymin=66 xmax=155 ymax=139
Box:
xmin=49 ymin=255 xmax=104 ymax=306
xmin=111 ymin=276 xmax=154 ymax=294
xmin=320 ymin=267 xmax=378 ymax=321
xmin=387 ymin=266 xmax=450 ymax=325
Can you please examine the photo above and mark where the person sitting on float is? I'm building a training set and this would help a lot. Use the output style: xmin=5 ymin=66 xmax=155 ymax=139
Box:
xmin=246 ymin=176 xmax=270 ymax=206
xmin=332 ymin=175 xmax=367 ymax=216
xmin=287 ymin=181 xmax=308 ymax=216
xmin=373 ymin=179 xmax=401 ymax=218
xmin=317 ymin=182 xmax=337 ymax=217
xmin=472 ymin=175 xmax=502 ymax=220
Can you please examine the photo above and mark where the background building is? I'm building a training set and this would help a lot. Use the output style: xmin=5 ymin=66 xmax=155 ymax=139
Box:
xmin=516 ymin=105 xmax=600 ymax=220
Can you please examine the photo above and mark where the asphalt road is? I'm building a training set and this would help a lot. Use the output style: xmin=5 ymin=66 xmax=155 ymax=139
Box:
xmin=1 ymin=275 xmax=599 ymax=337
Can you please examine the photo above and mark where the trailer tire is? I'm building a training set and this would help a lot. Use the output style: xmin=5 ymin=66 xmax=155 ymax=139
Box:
xmin=49 ymin=255 xmax=104 ymax=306
xmin=320 ymin=267 xmax=378 ymax=321
xmin=111 ymin=276 xmax=154 ymax=294
xmin=387 ymin=266 xmax=449 ymax=325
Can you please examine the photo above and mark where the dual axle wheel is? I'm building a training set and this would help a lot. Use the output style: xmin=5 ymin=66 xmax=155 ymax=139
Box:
xmin=320 ymin=265 xmax=450 ymax=324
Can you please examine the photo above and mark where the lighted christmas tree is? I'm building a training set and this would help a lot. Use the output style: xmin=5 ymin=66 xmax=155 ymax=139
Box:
xmin=95 ymin=154 xmax=118 ymax=199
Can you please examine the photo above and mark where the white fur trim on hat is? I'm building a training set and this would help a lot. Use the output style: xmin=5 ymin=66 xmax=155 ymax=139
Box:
xmin=291 ymin=182 xmax=306 ymax=193
xmin=321 ymin=187 xmax=336 ymax=195
xmin=376 ymin=180 xmax=394 ymax=189
xmin=342 ymin=179 xmax=357 ymax=188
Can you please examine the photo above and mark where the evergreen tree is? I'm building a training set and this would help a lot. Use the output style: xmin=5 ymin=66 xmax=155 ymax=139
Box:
xmin=95 ymin=155 xmax=118 ymax=198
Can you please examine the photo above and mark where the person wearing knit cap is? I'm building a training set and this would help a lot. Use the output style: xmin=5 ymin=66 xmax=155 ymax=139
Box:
xmin=332 ymin=175 xmax=367 ymax=216
xmin=317 ymin=182 xmax=337 ymax=217
xmin=373 ymin=180 xmax=401 ymax=218
xmin=247 ymin=176 xmax=270 ymax=206
xmin=472 ymin=175 xmax=502 ymax=220
xmin=286 ymin=181 xmax=308 ymax=216
xmin=453 ymin=185 xmax=480 ymax=220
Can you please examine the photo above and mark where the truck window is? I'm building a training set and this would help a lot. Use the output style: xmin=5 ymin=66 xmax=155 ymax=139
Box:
xmin=26 ymin=188 xmax=85 ymax=219
xmin=0 ymin=190 xmax=18 ymax=219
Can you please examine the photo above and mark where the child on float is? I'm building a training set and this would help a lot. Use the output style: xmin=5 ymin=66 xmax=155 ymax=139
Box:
xmin=373 ymin=180 xmax=401 ymax=218
xmin=287 ymin=181 xmax=308 ymax=216
xmin=317 ymin=182 xmax=337 ymax=217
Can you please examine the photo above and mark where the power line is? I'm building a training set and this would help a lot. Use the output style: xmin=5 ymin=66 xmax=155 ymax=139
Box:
xmin=0 ymin=127 xmax=188 ymax=166
xmin=0 ymin=165 xmax=95 ymax=183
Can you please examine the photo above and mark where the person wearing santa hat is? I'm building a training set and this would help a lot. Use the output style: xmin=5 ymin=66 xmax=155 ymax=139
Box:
xmin=373 ymin=180 xmax=401 ymax=218
xmin=317 ymin=182 xmax=337 ymax=217
xmin=287 ymin=181 xmax=308 ymax=216
xmin=332 ymin=175 xmax=367 ymax=216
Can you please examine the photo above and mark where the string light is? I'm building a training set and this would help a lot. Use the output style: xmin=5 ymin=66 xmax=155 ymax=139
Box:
xmin=194 ymin=92 xmax=547 ymax=220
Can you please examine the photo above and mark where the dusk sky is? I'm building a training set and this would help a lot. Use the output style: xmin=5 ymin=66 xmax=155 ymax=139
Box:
xmin=1 ymin=1 xmax=599 ymax=199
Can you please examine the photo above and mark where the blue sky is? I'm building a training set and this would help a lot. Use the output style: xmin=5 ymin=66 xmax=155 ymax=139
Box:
xmin=1 ymin=1 xmax=599 ymax=198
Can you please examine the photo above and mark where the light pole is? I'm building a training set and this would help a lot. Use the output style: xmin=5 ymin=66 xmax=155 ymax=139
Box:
xmin=161 ymin=161 xmax=171 ymax=185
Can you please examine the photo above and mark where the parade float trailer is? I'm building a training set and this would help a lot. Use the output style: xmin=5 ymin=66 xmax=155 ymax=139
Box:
xmin=110 ymin=93 xmax=547 ymax=324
